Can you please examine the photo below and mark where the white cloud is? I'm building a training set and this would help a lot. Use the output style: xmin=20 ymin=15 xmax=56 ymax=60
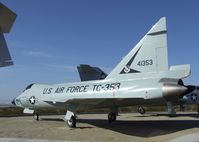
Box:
xmin=21 ymin=50 xmax=53 ymax=58
xmin=63 ymin=65 xmax=77 ymax=72
xmin=99 ymin=66 xmax=112 ymax=74
xmin=43 ymin=64 xmax=77 ymax=72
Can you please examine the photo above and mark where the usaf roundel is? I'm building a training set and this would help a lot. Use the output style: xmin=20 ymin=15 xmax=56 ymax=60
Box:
xmin=190 ymin=93 xmax=197 ymax=102
xmin=29 ymin=96 xmax=36 ymax=105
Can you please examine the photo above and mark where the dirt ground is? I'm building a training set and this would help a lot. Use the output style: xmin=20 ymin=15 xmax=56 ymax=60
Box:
xmin=0 ymin=113 xmax=199 ymax=142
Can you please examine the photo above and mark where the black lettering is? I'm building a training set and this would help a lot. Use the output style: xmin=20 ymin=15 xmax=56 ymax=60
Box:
xmin=43 ymin=88 xmax=48 ymax=94
xmin=93 ymin=85 xmax=97 ymax=91
xmin=48 ymin=88 xmax=52 ymax=94
xmin=116 ymin=83 xmax=121 ymax=89
xmin=54 ymin=87 xmax=65 ymax=93
xmin=70 ymin=86 xmax=76 ymax=93
xmin=105 ymin=84 xmax=110 ymax=91
xmin=66 ymin=87 xmax=71 ymax=93
xmin=74 ymin=86 xmax=79 ymax=93
xmin=93 ymin=84 xmax=101 ymax=91
xmin=83 ymin=85 xmax=89 ymax=92
xmin=66 ymin=85 xmax=89 ymax=93
xmin=79 ymin=86 xmax=84 ymax=92
xmin=43 ymin=88 xmax=53 ymax=94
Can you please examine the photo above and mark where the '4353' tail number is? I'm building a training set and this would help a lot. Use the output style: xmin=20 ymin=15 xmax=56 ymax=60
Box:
xmin=137 ymin=59 xmax=153 ymax=66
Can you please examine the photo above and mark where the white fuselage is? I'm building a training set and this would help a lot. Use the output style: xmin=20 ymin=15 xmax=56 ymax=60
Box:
xmin=15 ymin=77 xmax=165 ymax=111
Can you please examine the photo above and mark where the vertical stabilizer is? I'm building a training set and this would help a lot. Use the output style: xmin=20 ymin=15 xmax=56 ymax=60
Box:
xmin=0 ymin=27 xmax=13 ymax=67
xmin=106 ymin=17 xmax=168 ymax=79
xmin=77 ymin=64 xmax=107 ymax=81
xmin=0 ymin=3 xmax=17 ymax=67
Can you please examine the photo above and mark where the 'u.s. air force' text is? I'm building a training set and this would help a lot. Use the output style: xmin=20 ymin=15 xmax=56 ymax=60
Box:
xmin=42 ymin=83 xmax=121 ymax=94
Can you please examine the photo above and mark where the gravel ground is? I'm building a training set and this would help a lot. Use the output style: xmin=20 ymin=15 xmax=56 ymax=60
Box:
xmin=0 ymin=113 xmax=199 ymax=142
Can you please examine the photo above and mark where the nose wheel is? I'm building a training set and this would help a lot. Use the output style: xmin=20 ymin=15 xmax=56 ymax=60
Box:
xmin=108 ymin=112 xmax=117 ymax=123
xmin=67 ymin=115 xmax=76 ymax=128
xmin=138 ymin=106 xmax=145 ymax=115
xmin=33 ymin=113 xmax=39 ymax=121
xmin=197 ymin=105 xmax=199 ymax=114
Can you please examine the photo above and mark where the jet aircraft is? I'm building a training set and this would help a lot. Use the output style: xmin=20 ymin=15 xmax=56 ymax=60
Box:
xmin=12 ymin=17 xmax=198 ymax=128
xmin=77 ymin=65 xmax=199 ymax=115
xmin=0 ymin=3 xmax=17 ymax=67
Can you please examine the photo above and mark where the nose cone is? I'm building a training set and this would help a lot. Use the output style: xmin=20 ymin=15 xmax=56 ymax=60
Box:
xmin=11 ymin=99 xmax=16 ymax=106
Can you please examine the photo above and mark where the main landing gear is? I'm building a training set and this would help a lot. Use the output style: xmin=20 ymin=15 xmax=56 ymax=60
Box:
xmin=197 ymin=105 xmax=199 ymax=114
xmin=137 ymin=106 xmax=145 ymax=115
xmin=108 ymin=112 xmax=117 ymax=123
xmin=33 ymin=112 xmax=39 ymax=121
xmin=167 ymin=102 xmax=176 ymax=116
xmin=64 ymin=104 xmax=77 ymax=128
xmin=67 ymin=115 xmax=76 ymax=128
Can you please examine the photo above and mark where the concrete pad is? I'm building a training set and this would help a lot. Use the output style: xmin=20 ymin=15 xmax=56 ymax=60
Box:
xmin=0 ymin=138 xmax=80 ymax=142
xmin=0 ymin=113 xmax=199 ymax=142
xmin=169 ymin=133 xmax=199 ymax=142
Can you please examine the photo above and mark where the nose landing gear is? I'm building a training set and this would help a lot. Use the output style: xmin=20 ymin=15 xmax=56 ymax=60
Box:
xmin=108 ymin=112 xmax=117 ymax=123
xmin=137 ymin=106 xmax=145 ymax=115
xmin=67 ymin=115 xmax=76 ymax=128
xmin=33 ymin=113 xmax=39 ymax=121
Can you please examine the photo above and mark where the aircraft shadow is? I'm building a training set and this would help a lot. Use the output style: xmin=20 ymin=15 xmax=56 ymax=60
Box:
xmin=136 ymin=113 xmax=199 ymax=118
xmin=77 ymin=119 xmax=199 ymax=137
xmin=39 ymin=114 xmax=199 ymax=137
xmin=40 ymin=118 xmax=64 ymax=122
xmin=40 ymin=118 xmax=94 ymax=129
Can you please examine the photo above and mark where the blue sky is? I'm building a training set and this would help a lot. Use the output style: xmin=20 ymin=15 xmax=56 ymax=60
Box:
xmin=0 ymin=0 xmax=199 ymax=104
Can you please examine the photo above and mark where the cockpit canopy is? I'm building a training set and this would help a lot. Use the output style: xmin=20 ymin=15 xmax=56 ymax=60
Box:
xmin=23 ymin=83 xmax=34 ymax=92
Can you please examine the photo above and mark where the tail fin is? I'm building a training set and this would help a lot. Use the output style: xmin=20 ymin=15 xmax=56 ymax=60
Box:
xmin=0 ymin=3 xmax=17 ymax=67
xmin=0 ymin=27 xmax=13 ymax=67
xmin=106 ymin=17 xmax=168 ymax=79
xmin=77 ymin=64 xmax=107 ymax=81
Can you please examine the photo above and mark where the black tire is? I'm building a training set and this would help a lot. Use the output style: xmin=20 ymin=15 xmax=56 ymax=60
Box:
xmin=138 ymin=107 xmax=145 ymax=115
xmin=33 ymin=113 xmax=39 ymax=121
xmin=108 ymin=112 xmax=116 ymax=123
xmin=67 ymin=116 xmax=76 ymax=128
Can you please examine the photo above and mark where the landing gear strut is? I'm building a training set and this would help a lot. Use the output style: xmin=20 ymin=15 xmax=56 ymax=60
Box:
xmin=138 ymin=106 xmax=145 ymax=115
xmin=197 ymin=105 xmax=199 ymax=114
xmin=108 ymin=112 xmax=117 ymax=123
xmin=180 ymin=104 xmax=185 ymax=112
xmin=64 ymin=104 xmax=77 ymax=128
xmin=167 ymin=102 xmax=176 ymax=116
xmin=33 ymin=113 xmax=39 ymax=121
xmin=67 ymin=115 xmax=76 ymax=128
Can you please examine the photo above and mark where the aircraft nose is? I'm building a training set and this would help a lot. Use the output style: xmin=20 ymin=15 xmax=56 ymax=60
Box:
xmin=11 ymin=99 xmax=16 ymax=106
